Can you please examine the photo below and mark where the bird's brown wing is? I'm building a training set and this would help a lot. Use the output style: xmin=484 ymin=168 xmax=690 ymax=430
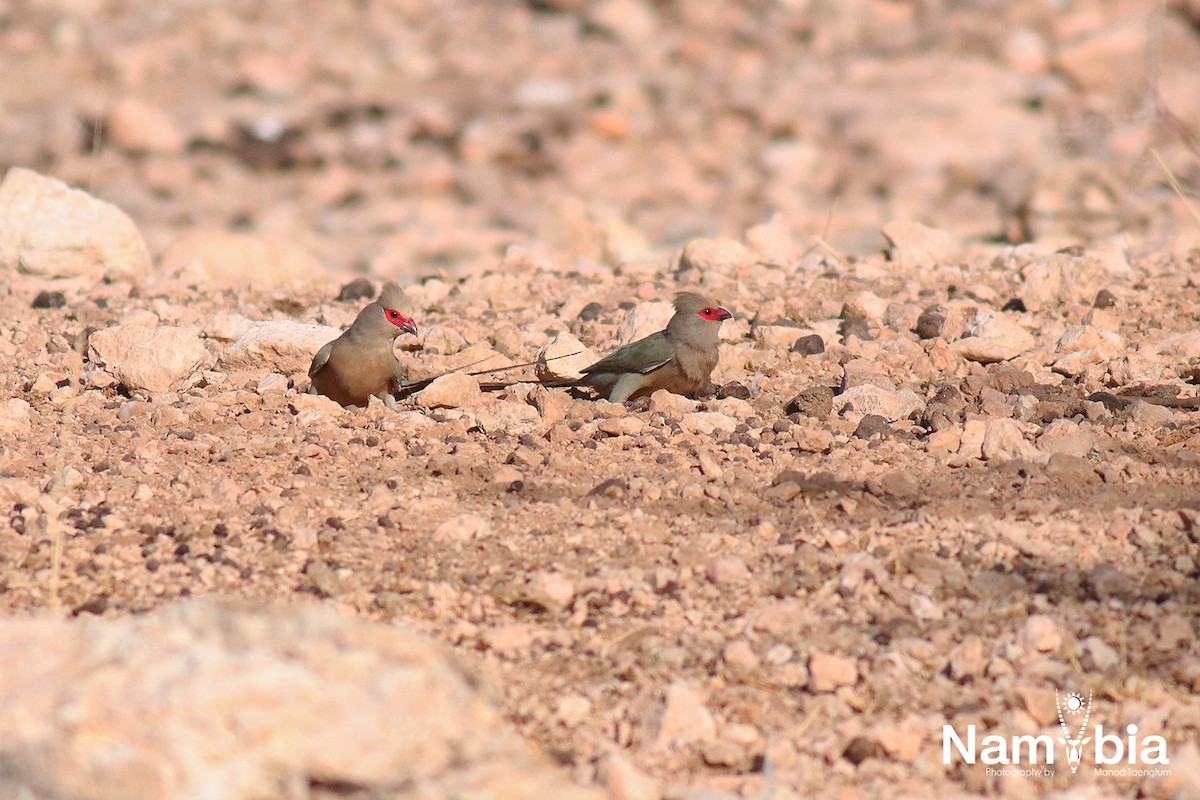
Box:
xmin=388 ymin=358 xmax=406 ymax=394
xmin=308 ymin=341 xmax=334 ymax=379
xmin=582 ymin=332 xmax=674 ymax=376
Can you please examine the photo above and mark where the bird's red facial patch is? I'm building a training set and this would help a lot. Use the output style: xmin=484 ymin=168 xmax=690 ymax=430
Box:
xmin=698 ymin=306 xmax=733 ymax=322
xmin=385 ymin=308 xmax=419 ymax=335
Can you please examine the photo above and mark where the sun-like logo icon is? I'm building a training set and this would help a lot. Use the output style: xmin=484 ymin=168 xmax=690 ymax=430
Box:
xmin=1063 ymin=692 xmax=1085 ymax=715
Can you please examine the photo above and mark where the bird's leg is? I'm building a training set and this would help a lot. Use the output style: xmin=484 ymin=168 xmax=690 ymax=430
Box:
xmin=624 ymin=396 xmax=652 ymax=412
xmin=383 ymin=391 xmax=424 ymax=413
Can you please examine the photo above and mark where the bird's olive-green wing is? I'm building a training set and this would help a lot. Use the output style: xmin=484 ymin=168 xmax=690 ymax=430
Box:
xmin=582 ymin=331 xmax=673 ymax=375
xmin=308 ymin=341 xmax=334 ymax=379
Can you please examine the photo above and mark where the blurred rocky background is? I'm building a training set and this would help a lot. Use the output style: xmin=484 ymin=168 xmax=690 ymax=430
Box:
xmin=3 ymin=0 xmax=1199 ymax=280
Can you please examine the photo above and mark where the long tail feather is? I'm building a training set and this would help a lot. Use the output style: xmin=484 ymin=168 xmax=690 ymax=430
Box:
xmin=477 ymin=378 xmax=579 ymax=392
xmin=394 ymin=351 xmax=583 ymax=399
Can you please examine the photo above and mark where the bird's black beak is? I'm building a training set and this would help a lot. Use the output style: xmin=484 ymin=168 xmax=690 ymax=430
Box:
xmin=715 ymin=307 xmax=733 ymax=321
xmin=402 ymin=319 xmax=419 ymax=335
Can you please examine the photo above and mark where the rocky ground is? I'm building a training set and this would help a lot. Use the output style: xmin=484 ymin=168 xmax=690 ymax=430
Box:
xmin=1 ymin=2 xmax=1199 ymax=800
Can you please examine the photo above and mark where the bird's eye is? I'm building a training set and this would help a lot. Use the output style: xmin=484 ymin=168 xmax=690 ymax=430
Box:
xmin=386 ymin=309 xmax=398 ymax=319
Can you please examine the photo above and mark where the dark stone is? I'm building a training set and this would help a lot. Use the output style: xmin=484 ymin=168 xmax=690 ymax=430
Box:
xmin=865 ymin=470 xmax=921 ymax=499
xmin=1087 ymin=392 xmax=1129 ymax=412
xmin=785 ymin=385 xmax=834 ymax=418
xmin=967 ymin=570 xmax=1028 ymax=600
xmin=32 ymin=291 xmax=66 ymax=309
xmin=922 ymin=404 xmax=958 ymax=432
xmin=577 ymin=302 xmax=604 ymax=321
xmin=71 ymin=595 xmax=109 ymax=617
xmin=853 ymin=414 xmax=892 ymax=439
xmin=772 ymin=470 xmax=860 ymax=496
xmin=989 ymin=366 xmax=1036 ymax=394
xmin=336 ymin=278 xmax=375 ymax=302
xmin=1093 ymin=288 xmax=1118 ymax=308
xmin=914 ymin=305 xmax=945 ymax=339
xmin=1086 ymin=562 xmax=1134 ymax=601
xmin=586 ymin=478 xmax=627 ymax=498
xmin=1044 ymin=452 xmax=1098 ymax=484
xmin=839 ymin=313 xmax=872 ymax=342
xmin=929 ymin=385 xmax=964 ymax=407
xmin=716 ymin=381 xmax=751 ymax=400
xmin=791 ymin=333 xmax=825 ymax=354
xmin=1000 ymin=297 xmax=1027 ymax=312
xmin=843 ymin=736 xmax=883 ymax=765
xmin=301 ymin=559 xmax=343 ymax=598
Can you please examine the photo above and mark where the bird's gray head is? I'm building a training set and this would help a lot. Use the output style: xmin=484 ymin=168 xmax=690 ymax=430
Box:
xmin=353 ymin=281 xmax=418 ymax=339
xmin=668 ymin=292 xmax=732 ymax=339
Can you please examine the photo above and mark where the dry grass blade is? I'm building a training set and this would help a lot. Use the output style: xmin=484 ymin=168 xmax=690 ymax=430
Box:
xmin=1151 ymin=148 xmax=1200 ymax=230
xmin=798 ymin=196 xmax=849 ymax=267
xmin=811 ymin=235 xmax=850 ymax=267
xmin=396 ymin=351 xmax=583 ymax=397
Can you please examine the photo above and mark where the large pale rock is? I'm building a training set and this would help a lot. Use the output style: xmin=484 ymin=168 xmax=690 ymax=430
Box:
xmin=979 ymin=418 xmax=1038 ymax=461
xmin=1054 ymin=324 xmax=1125 ymax=358
xmin=536 ymin=332 xmax=596 ymax=381
xmin=1020 ymin=252 xmax=1112 ymax=312
xmin=0 ymin=399 xmax=33 ymax=435
xmin=1156 ymin=329 xmax=1200 ymax=358
xmin=1109 ymin=352 xmax=1166 ymax=385
xmin=753 ymin=323 xmax=811 ymax=350
xmin=596 ymin=748 xmax=661 ymax=800
xmin=587 ymin=0 xmax=659 ymax=43
xmin=832 ymin=384 xmax=923 ymax=423
xmin=1020 ymin=614 xmax=1062 ymax=653
xmin=420 ymin=324 xmax=468 ymax=356
xmin=648 ymin=389 xmax=698 ymax=416
xmin=106 ymin=97 xmax=186 ymax=154
xmin=617 ymin=301 xmax=672 ymax=345
xmin=473 ymin=398 xmax=542 ymax=436
xmin=651 ymin=682 xmax=717 ymax=751
xmin=203 ymin=312 xmax=254 ymax=343
xmin=680 ymin=411 xmax=738 ymax=436
xmin=415 ymin=373 xmax=482 ymax=409
xmin=433 ymin=514 xmax=492 ymax=542
xmin=1052 ymin=324 xmax=1126 ymax=378
xmin=1056 ymin=12 xmax=1155 ymax=95
xmin=950 ymin=312 xmax=1035 ymax=363
xmin=0 ymin=478 xmax=38 ymax=507
xmin=835 ymin=57 xmax=1047 ymax=177
xmin=161 ymin=230 xmax=323 ymax=287
xmin=0 ymin=597 xmax=602 ymax=800
xmin=808 ymin=651 xmax=858 ymax=692
xmin=0 ymin=167 xmax=151 ymax=280
xmin=881 ymin=220 xmax=956 ymax=268
xmin=744 ymin=212 xmax=800 ymax=265
xmin=676 ymin=237 xmax=755 ymax=276
xmin=1037 ymin=420 xmax=1100 ymax=459
xmin=289 ymin=392 xmax=344 ymax=424
xmin=435 ymin=341 xmax=506 ymax=374
xmin=752 ymin=599 xmax=805 ymax=634
xmin=220 ymin=321 xmax=341 ymax=374
xmin=89 ymin=323 xmax=212 ymax=393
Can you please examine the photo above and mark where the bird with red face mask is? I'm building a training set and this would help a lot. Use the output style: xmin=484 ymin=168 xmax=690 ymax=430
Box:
xmin=486 ymin=292 xmax=733 ymax=403
xmin=307 ymin=281 xmax=419 ymax=410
